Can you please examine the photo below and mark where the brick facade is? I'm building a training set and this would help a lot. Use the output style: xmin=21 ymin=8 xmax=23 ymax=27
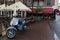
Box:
xmin=0 ymin=0 xmax=55 ymax=7
xmin=21 ymin=0 xmax=55 ymax=7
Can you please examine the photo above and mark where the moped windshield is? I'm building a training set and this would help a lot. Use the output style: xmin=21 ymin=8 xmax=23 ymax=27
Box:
xmin=10 ymin=18 xmax=19 ymax=25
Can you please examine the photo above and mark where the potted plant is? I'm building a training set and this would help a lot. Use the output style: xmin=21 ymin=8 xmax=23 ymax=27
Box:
xmin=35 ymin=6 xmax=43 ymax=12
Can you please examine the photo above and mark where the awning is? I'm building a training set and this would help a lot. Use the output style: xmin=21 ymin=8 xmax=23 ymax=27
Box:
xmin=0 ymin=4 xmax=6 ymax=11
xmin=6 ymin=1 xmax=31 ymax=11
xmin=42 ymin=8 xmax=54 ymax=14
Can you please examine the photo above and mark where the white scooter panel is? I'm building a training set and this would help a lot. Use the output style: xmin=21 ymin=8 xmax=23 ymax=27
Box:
xmin=10 ymin=18 xmax=19 ymax=25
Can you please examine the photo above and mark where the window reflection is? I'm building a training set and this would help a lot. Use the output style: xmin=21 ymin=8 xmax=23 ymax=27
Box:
xmin=47 ymin=0 xmax=51 ymax=6
xmin=26 ymin=0 xmax=32 ymax=7
xmin=33 ymin=0 xmax=38 ymax=6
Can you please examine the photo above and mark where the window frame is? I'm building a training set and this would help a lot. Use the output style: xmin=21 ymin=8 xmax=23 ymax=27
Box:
xmin=47 ymin=0 xmax=51 ymax=6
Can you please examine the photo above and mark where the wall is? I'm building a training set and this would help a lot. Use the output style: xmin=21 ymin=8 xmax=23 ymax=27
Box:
xmin=43 ymin=0 xmax=55 ymax=7
xmin=24 ymin=0 xmax=55 ymax=7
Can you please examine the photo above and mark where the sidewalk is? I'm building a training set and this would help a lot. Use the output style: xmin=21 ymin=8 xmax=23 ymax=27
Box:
xmin=49 ymin=15 xmax=60 ymax=40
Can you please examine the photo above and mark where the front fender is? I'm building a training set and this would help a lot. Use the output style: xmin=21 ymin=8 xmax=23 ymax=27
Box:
xmin=7 ymin=26 xmax=17 ymax=31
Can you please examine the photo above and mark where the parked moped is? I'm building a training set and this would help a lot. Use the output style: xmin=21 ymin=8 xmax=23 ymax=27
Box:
xmin=6 ymin=13 xmax=27 ymax=39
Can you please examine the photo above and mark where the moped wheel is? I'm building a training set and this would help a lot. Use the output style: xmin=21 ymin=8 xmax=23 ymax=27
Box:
xmin=6 ymin=29 xmax=16 ymax=39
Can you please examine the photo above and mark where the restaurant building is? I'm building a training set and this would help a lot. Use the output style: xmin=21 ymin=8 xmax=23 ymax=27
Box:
xmin=0 ymin=0 xmax=58 ymax=9
xmin=0 ymin=0 xmax=58 ymax=17
xmin=0 ymin=0 xmax=56 ymax=6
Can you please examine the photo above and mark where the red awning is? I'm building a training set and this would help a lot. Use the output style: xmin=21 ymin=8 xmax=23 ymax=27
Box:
xmin=42 ymin=8 xmax=54 ymax=14
xmin=27 ymin=8 xmax=54 ymax=14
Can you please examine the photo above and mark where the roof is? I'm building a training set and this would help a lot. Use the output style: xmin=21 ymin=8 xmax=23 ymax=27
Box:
xmin=6 ymin=1 xmax=31 ymax=11
xmin=0 ymin=4 xmax=6 ymax=11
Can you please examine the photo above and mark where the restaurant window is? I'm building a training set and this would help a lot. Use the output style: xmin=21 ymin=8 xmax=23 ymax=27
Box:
xmin=39 ymin=0 xmax=44 ymax=6
xmin=11 ymin=11 xmax=13 ymax=13
xmin=27 ymin=0 xmax=32 ymax=7
xmin=18 ymin=11 xmax=21 ymax=16
xmin=22 ymin=11 xmax=25 ymax=18
xmin=33 ymin=0 xmax=38 ymax=6
xmin=11 ymin=11 xmax=13 ymax=17
xmin=8 ymin=11 xmax=11 ymax=17
xmin=47 ymin=0 xmax=51 ymax=6
xmin=3 ymin=11 xmax=7 ymax=16
xmin=16 ymin=10 xmax=21 ymax=16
